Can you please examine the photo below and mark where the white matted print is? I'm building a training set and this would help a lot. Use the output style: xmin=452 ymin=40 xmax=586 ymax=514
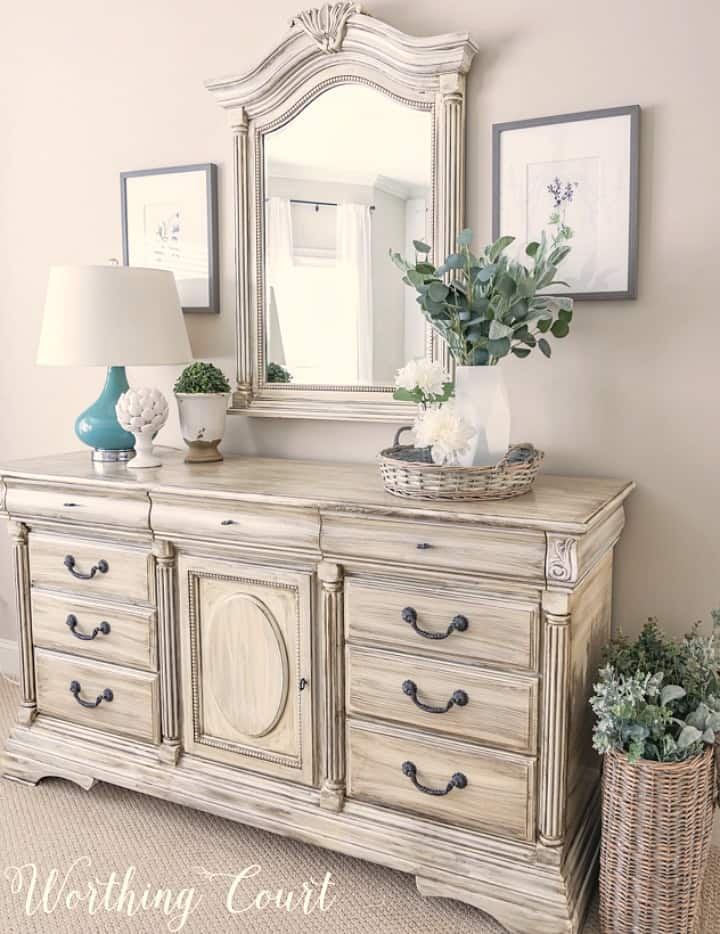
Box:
xmin=121 ymin=164 xmax=218 ymax=313
xmin=492 ymin=107 xmax=639 ymax=300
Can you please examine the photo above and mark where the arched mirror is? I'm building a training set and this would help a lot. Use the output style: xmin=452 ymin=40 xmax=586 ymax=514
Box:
xmin=207 ymin=4 xmax=477 ymax=420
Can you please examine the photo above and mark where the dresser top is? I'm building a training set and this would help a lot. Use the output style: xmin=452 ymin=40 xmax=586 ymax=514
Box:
xmin=0 ymin=449 xmax=633 ymax=534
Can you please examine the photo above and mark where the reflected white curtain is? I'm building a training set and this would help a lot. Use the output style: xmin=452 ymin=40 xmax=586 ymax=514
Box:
xmin=265 ymin=197 xmax=294 ymax=367
xmin=336 ymin=203 xmax=373 ymax=383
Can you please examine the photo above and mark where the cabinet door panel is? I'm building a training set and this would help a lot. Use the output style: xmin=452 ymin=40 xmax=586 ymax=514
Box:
xmin=179 ymin=556 xmax=314 ymax=785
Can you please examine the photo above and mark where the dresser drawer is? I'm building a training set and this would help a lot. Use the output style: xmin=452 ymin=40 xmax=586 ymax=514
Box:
xmin=347 ymin=646 xmax=537 ymax=754
xmin=347 ymin=720 xmax=535 ymax=842
xmin=35 ymin=650 xmax=160 ymax=743
xmin=345 ymin=578 xmax=539 ymax=671
xmin=31 ymin=591 xmax=157 ymax=671
xmin=151 ymin=495 xmax=320 ymax=553
xmin=322 ymin=513 xmax=546 ymax=580
xmin=29 ymin=533 xmax=153 ymax=605
xmin=5 ymin=480 xmax=149 ymax=530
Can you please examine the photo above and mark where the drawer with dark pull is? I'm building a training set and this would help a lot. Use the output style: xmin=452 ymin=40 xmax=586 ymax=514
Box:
xmin=29 ymin=533 xmax=153 ymax=605
xmin=34 ymin=649 xmax=160 ymax=743
xmin=347 ymin=719 xmax=535 ymax=842
xmin=347 ymin=646 xmax=537 ymax=753
xmin=345 ymin=578 xmax=539 ymax=671
xmin=31 ymin=591 xmax=157 ymax=671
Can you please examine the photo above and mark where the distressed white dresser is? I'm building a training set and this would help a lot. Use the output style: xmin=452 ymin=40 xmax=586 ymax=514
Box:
xmin=0 ymin=451 xmax=632 ymax=933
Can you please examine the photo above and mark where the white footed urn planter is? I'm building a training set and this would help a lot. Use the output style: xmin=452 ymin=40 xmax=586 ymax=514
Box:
xmin=454 ymin=365 xmax=511 ymax=467
xmin=175 ymin=392 xmax=230 ymax=463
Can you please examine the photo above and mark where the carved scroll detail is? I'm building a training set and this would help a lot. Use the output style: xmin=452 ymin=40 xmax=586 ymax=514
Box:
xmin=546 ymin=535 xmax=578 ymax=585
xmin=291 ymin=2 xmax=361 ymax=53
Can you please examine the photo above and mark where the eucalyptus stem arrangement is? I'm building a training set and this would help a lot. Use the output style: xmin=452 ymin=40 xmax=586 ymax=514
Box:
xmin=390 ymin=229 xmax=574 ymax=366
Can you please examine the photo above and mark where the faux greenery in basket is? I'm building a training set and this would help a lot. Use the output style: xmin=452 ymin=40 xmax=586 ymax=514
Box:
xmin=174 ymin=362 xmax=231 ymax=394
xmin=591 ymin=612 xmax=720 ymax=764
xmin=389 ymin=229 xmax=574 ymax=366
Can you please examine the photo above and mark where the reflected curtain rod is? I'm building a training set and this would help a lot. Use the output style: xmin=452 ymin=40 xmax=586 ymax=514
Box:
xmin=266 ymin=197 xmax=375 ymax=212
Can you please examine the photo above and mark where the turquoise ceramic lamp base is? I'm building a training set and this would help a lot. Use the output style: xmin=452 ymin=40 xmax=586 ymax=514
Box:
xmin=75 ymin=366 xmax=136 ymax=462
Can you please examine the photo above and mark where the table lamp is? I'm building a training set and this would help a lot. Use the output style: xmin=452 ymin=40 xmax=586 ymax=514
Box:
xmin=37 ymin=265 xmax=193 ymax=462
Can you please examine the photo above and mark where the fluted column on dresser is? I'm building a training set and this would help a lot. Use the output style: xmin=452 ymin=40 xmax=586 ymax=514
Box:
xmin=231 ymin=107 xmax=253 ymax=408
xmin=153 ymin=539 xmax=181 ymax=764
xmin=10 ymin=521 xmax=35 ymax=726
xmin=539 ymin=590 xmax=571 ymax=847
xmin=319 ymin=561 xmax=345 ymax=811
xmin=434 ymin=74 xmax=466 ymax=372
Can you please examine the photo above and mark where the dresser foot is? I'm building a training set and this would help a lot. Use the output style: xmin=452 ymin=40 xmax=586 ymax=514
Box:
xmin=2 ymin=735 xmax=97 ymax=791
xmin=16 ymin=704 xmax=37 ymax=726
xmin=415 ymin=875 xmax=579 ymax=934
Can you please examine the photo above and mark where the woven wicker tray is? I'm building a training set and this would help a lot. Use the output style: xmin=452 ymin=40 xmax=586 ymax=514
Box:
xmin=378 ymin=427 xmax=544 ymax=501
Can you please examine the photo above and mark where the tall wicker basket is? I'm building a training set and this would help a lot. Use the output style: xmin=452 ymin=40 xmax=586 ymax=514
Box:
xmin=599 ymin=746 xmax=717 ymax=934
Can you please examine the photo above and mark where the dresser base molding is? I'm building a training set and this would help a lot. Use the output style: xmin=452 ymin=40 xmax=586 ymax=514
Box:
xmin=2 ymin=714 xmax=597 ymax=932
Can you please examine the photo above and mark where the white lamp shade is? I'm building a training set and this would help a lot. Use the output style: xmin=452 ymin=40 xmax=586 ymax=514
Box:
xmin=37 ymin=265 xmax=193 ymax=366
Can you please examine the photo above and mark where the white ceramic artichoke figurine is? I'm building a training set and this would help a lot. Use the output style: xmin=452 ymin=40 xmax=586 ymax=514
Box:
xmin=115 ymin=388 xmax=169 ymax=469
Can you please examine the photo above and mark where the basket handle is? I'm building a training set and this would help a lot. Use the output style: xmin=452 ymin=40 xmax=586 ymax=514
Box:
xmin=392 ymin=425 xmax=414 ymax=448
xmin=497 ymin=443 xmax=537 ymax=468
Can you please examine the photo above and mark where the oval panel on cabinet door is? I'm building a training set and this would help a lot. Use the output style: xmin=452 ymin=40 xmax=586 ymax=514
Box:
xmin=204 ymin=592 xmax=289 ymax=739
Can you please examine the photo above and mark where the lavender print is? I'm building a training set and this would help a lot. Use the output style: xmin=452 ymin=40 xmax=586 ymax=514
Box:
xmin=546 ymin=177 xmax=578 ymax=248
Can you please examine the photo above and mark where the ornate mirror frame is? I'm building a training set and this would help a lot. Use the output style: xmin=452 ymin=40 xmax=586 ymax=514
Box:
xmin=206 ymin=4 xmax=477 ymax=421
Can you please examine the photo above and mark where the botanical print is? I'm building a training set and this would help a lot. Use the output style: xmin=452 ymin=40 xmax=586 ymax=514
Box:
xmin=144 ymin=203 xmax=182 ymax=266
xmin=526 ymin=157 xmax=600 ymax=293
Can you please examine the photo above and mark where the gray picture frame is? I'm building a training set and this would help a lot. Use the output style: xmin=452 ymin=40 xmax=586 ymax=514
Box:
xmin=492 ymin=105 xmax=640 ymax=301
xmin=121 ymin=163 xmax=219 ymax=314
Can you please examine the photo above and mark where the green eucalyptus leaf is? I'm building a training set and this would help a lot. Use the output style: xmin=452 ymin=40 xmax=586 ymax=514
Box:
xmin=512 ymin=347 xmax=531 ymax=358
xmin=486 ymin=337 xmax=511 ymax=358
xmin=471 ymin=347 xmax=490 ymax=365
xmin=406 ymin=269 xmax=426 ymax=288
xmin=537 ymin=318 xmax=552 ymax=333
xmin=427 ymin=280 xmax=449 ymax=302
xmin=434 ymin=263 xmax=450 ymax=278
xmin=551 ymin=319 xmax=570 ymax=339
xmin=457 ymin=228 xmax=473 ymax=246
xmin=413 ymin=239 xmax=431 ymax=253
xmin=446 ymin=252 xmax=465 ymax=269
xmin=415 ymin=262 xmax=436 ymax=275
xmin=489 ymin=235 xmax=516 ymax=262
xmin=525 ymin=241 xmax=540 ymax=258
xmin=497 ymin=275 xmax=517 ymax=299
xmin=489 ymin=319 xmax=513 ymax=340
xmin=392 ymin=387 xmax=423 ymax=403
xmin=538 ymin=338 xmax=552 ymax=358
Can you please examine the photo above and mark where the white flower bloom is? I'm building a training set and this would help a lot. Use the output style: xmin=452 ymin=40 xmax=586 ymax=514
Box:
xmin=414 ymin=401 xmax=475 ymax=466
xmin=394 ymin=358 xmax=447 ymax=397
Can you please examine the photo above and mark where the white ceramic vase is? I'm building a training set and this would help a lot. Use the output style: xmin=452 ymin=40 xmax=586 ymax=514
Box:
xmin=453 ymin=365 xmax=511 ymax=467
xmin=175 ymin=392 xmax=230 ymax=463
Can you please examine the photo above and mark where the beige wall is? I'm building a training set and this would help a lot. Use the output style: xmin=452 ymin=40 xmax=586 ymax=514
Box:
xmin=1 ymin=0 xmax=719 ymax=652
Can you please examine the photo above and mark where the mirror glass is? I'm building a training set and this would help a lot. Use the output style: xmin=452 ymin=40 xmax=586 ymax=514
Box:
xmin=263 ymin=83 xmax=432 ymax=386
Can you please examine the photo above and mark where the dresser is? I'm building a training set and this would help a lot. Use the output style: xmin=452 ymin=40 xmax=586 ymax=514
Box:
xmin=0 ymin=451 xmax=633 ymax=933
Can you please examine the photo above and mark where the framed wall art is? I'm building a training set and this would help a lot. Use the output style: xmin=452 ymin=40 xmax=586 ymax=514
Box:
xmin=121 ymin=163 xmax=219 ymax=313
xmin=492 ymin=106 xmax=640 ymax=300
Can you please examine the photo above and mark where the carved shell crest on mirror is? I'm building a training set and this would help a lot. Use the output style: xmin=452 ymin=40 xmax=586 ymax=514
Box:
xmin=206 ymin=5 xmax=477 ymax=421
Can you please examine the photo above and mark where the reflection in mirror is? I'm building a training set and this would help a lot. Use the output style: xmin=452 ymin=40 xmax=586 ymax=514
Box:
xmin=263 ymin=83 xmax=432 ymax=387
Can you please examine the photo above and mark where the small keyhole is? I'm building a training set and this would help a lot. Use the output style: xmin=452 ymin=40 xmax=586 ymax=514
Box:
xmin=299 ymin=678 xmax=308 ymax=691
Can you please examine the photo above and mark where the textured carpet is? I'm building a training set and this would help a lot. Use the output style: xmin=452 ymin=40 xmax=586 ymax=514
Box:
xmin=0 ymin=678 xmax=717 ymax=934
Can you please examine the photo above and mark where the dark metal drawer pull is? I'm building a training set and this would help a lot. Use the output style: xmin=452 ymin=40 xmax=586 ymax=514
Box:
xmin=401 ymin=607 xmax=469 ymax=641
xmin=69 ymin=680 xmax=113 ymax=708
xmin=220 ymin=519 xmax=236 ymax=526
xmin=402 ymin=679 xmax=468 ymax=714
xmin=63 ymin=502 xmax=81 ymax=507
xmin=416 ymin=542 xmax=433 ymax=550
xmin=401 ymin=761 xmax=467 ymax=796
xmin=64 ymin=554 xmax=109 ymax=580
xmin=66 ymin=614 xmax=111 ymax=641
